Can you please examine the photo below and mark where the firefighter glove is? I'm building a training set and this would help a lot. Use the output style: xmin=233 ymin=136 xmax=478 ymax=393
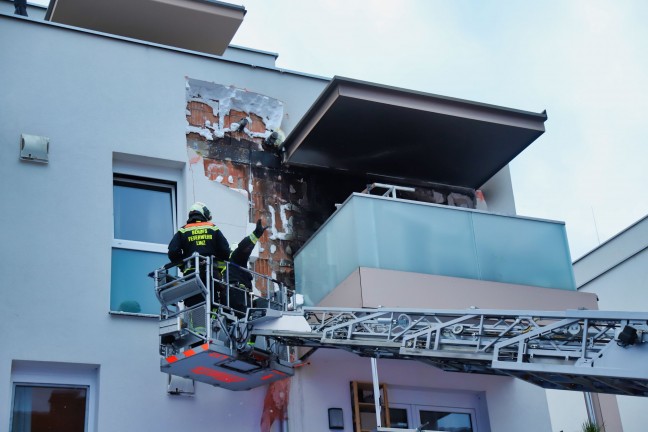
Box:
xmin=254 ymin=219 xmax=269 ymax=238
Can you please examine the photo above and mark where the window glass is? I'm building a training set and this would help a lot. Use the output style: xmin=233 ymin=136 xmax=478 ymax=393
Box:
xmin=111 ymin=249 xmax=169 ymax=314
xmin=113 ymin=180 xmax=174 ymax=244
xmin=389 ymin=407 xmax=410 ymax=429
xmin=111 ymin=176 xmax=176 ymax=315
xmin=12 ymin=385 xmax=87 ymax=432
xmin=419 ymin=410 xmax=473 ymax=432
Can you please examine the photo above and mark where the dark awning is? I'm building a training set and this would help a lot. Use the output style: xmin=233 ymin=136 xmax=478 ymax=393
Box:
xmin=283 ymin=77 xmax=548 ymax=189
xmin=46 ymin=0 xmax=246 ymax=56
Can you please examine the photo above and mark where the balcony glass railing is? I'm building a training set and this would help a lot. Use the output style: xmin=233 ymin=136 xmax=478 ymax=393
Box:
xmin=295 ymin=193 xmax=575 ymax=306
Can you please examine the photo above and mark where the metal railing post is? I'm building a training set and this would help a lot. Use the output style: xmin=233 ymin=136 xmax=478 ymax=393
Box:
xmin=371 ymin=357 xmax=382 ymax=429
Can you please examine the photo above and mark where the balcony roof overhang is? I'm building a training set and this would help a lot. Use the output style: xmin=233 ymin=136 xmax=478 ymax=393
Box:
xmin=283 ymin=77 xmax=548 ymax=189
xmin=45 ymin=0 xmax=246 ymax=56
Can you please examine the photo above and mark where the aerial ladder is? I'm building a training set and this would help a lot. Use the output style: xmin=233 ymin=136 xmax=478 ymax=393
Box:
xmin=152 ymin=254 xmax=648 ymax=398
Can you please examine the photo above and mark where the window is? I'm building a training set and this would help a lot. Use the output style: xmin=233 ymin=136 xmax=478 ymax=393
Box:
xmin=389 ymin=405 xmax=411 ymax=429
xmin=417 ymin=408 xmax=474 ymax=432
xmin=10 ymin=361 xmax=98 ymax=432
xmin=111 ymin=175 xmax=176 ymax=315
xmin=388 ymin=405 xmax=475 ymax=431
xmin=11 ymin=385 xmax=88 ymax=432
xmin=387 ymin=385 xmax=485 ymax=431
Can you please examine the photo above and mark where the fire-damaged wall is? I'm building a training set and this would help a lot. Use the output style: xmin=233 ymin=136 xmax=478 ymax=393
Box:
xmin=185 ymin=78 xmax=476 ymax=290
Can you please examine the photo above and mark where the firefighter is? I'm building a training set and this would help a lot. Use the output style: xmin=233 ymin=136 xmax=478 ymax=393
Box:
xmin=222 ymin=219 xmax=269 ymax=313
xmin=168 ymin=202 xmax=230 ymax=306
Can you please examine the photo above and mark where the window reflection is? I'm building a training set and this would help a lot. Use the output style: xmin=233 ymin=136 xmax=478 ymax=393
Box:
xmin=419 ymin=410 xmax=473 ymax=432
xmin=389 ymin=407 xmax=410 ymax=429
xmin=12 ymin=385 xmax=87 ymax=432
xmin=111 ymin=176 xmax=176 ymax=315
xmin=113 ymin=181 xmax=174 ymax=244
xmin=111 ymin=248 xmax=168 ymax=314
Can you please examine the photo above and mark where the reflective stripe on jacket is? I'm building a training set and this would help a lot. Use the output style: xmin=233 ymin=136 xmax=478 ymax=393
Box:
xmin=167 ymin=221 xmax=230 ymax=273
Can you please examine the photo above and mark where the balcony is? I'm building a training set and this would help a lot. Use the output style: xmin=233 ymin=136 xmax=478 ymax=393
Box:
xmin=295 ymin=193 xmax=576 ymax=306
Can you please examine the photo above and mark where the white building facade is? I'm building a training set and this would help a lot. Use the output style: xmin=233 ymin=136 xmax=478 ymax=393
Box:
xmin=0 ymin=4 xmax=634 ymax=432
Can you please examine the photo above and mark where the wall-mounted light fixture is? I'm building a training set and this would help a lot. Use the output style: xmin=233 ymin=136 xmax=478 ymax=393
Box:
xmin=20 ymin=134 xmax=49 ymax=163
xmin=328 ymin=407 xmax=344 ymax=429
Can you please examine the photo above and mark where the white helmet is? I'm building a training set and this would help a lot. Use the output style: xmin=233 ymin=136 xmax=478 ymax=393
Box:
xmin=189 ymin=202 xmax=211 ymax=220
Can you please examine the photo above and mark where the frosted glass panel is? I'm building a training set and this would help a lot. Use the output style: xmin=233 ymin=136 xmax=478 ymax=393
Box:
xmin=472 ymin=213 xmax=574 ymax=289
xmin=355 ymin=198 xmax=479 ymax=278
xmin=295 ymin=201 xmax=359 ymax=306
xmin=111 ymin=248 xmax=167 ymax=314
xmin=296 ymin=194 xmax=575 ymax=306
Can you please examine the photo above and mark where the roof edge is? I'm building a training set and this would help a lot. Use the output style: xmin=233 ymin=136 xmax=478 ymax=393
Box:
xmin=283 ymin=75 xmax=548 ymax=168
xmin=573 ymin=213 xmax=648 ymax=264
xmin=332 ymin=76 xmax=548 ymax=121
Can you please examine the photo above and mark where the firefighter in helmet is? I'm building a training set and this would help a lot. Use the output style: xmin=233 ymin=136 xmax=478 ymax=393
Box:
xmin=168 ymin=202 xmax=230 ymax=306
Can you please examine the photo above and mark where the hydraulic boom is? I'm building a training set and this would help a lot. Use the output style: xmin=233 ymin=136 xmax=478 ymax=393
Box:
xmin=152 ymin=256 xmax=648 ymax=396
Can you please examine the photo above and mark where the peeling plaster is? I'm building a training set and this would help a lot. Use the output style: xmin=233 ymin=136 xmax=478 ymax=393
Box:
xmin=279 ymin=204 xmax=294 ymax=240
xmin=268 ymin=205 xmax=278 ymax=240
xmin=268 ymin=204 xmax=294 ymax=241
xmin=186 ymin=123 xmax=214 ymax=141
xmin=186 ymin=78 xmax=284 ymax=142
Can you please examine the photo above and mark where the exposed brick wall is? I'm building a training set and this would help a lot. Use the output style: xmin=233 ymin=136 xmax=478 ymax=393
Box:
xmin=187 ymin=101 xmax=218 ymax=128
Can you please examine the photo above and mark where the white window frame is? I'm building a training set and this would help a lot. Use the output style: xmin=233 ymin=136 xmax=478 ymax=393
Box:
xmin=111 ymin=155 xmax=185 ymax=316
xmin=10 ymin=362 xmax=98 ymax=432
xmin=387 ymin=385 xmax=487 ymax=432
xmin=112 ymin=176 xmax=177 ymax=254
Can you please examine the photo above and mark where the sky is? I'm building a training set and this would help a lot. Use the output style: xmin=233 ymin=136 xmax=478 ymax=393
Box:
xmin=226 ymin=0 xmax=648 ymax=260
xmin=28 ymin=0 xmax=647 ymax=259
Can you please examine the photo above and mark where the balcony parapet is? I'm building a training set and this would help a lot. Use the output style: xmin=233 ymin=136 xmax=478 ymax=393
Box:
xmin=295 ymin=193 xmax=575 ymax=306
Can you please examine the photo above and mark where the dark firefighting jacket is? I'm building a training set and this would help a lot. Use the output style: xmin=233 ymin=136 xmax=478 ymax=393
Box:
xmin=168 ymin=217 xmax=230 ymax=273
xmin=224 ymin=232 xmax=260 ymax=289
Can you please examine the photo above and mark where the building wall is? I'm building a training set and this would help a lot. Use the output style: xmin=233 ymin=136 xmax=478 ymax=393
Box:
xmin=292 ymin=349 xmax=554 ymax=432
xmin=479 ymin=165 xmax=516 ymax=215
xmin=1 ymin=13 xmax=528 ymax=432
xmin=0 ymin=15 xmax=327 ymax=432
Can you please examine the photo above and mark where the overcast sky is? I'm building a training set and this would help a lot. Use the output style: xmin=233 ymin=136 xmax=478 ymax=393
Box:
xmin=227 ymin=0 xmax=648 ymax=260
xmin=28 ymin=0 xmax=647 ymax=259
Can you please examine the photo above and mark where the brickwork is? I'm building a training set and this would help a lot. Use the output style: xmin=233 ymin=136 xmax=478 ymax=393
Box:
xmin=186 ymin=101 xmax=218 ymax=128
